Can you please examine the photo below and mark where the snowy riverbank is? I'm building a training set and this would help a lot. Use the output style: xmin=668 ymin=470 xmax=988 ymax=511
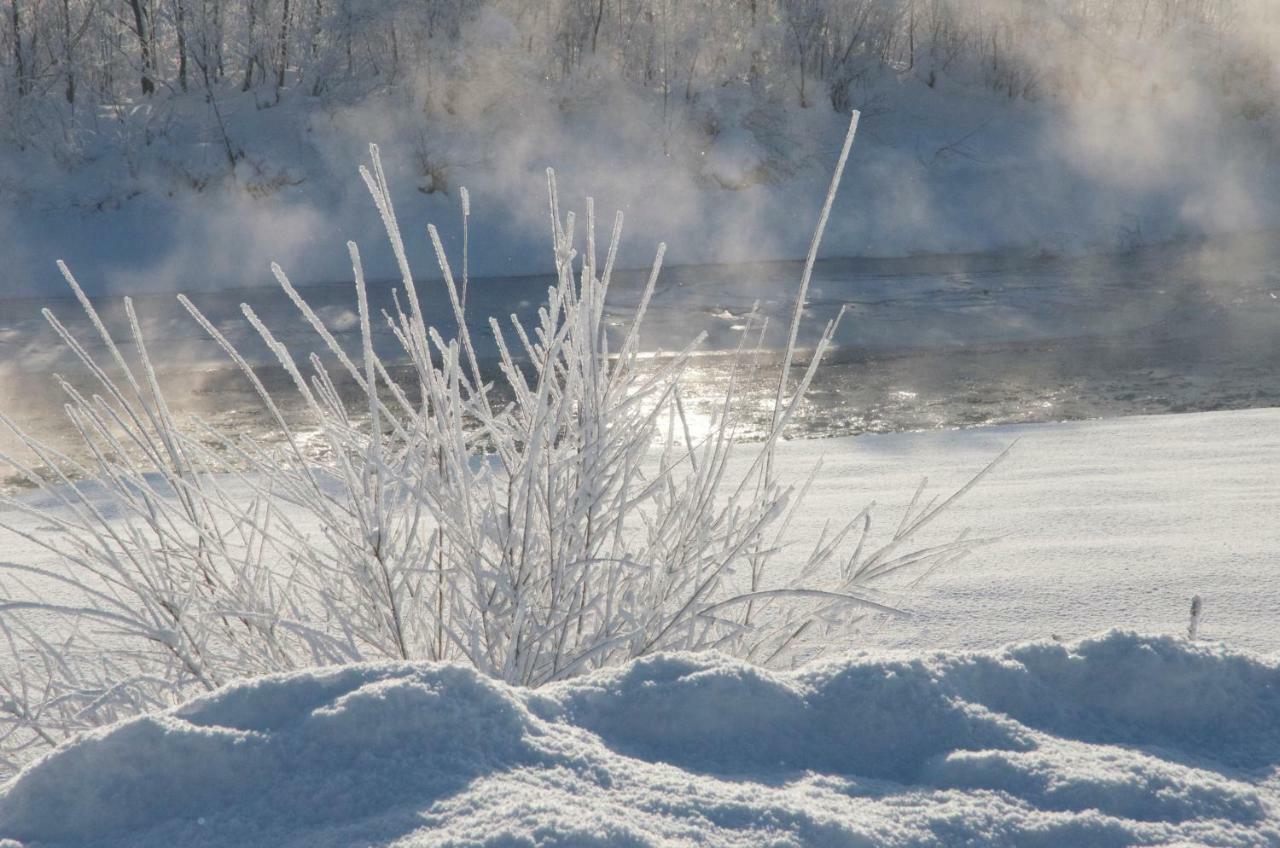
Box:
xmin=2 ymin=406 xmax=1278 ymax=844
xmin=777 ymin=407 xmax=1280 ymax=655
xmin=6 ymin=406 xmax=1277 ymax=655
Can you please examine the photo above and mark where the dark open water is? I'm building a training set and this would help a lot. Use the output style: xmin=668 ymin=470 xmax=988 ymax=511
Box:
xmin=3 ymin=230 xmax=1278 ymax=492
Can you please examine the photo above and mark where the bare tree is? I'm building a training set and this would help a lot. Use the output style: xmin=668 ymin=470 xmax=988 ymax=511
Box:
xmin=125 ymin=0 xmax=156 ymax=94
xmin=10 ymin=0 xmax=26 ymax=97
xmin=172 ymin=0 xmax=189 ymax=90
xmin=241 ymin=0 xmax=260 ymax=91
xmin=275 ymin=0 xmax=290 ymax=90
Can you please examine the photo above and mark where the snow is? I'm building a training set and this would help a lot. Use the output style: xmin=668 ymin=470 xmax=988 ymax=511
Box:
xmin=773 ymin=407 xmax=1280 ymax=656
xmin=1 ymin=630 xmax=1276 ymax=847
xmin=1 ymin=406 xmax=1278 ymax=845
xmin=6 ymin=407 xmax=1278 ymax=657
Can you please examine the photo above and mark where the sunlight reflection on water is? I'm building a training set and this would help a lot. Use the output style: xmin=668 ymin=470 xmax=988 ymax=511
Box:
xmin=3 ymin=234 xmax=1279 ymax=492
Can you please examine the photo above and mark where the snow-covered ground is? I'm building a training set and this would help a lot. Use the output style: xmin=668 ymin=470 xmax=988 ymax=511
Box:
xmin=1 ymin=406 xmax=1277 ymax=846
xmin=782 ymin=408 xmax=1280 ymax=655
xmin=1 ymin=632 xmax=1276 ymax=846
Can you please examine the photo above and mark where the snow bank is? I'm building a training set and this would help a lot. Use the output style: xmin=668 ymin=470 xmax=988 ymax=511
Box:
xmin=3 ymin=630 xmax=1277 ymax=847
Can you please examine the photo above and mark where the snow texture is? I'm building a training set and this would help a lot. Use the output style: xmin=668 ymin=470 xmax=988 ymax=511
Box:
xmin=2 ymin=405 xmax=1278 ymax=844
xmin=0 ymin=630 xmax=1276 ymax=847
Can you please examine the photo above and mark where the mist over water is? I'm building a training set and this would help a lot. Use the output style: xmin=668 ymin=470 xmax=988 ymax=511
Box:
xmin=3 ymin=225 xmax=1278 ymax=493
xmin=2 ymin=1 xmax=1279 ymax=294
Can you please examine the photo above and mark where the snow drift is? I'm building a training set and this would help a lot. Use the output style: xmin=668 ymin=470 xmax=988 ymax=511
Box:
xmin=2 ymin=630 xmax=1276 ymax=847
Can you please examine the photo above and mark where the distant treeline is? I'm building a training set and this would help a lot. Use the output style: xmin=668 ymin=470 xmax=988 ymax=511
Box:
xmin=2 ymin=1 xmax=1275 ymax=148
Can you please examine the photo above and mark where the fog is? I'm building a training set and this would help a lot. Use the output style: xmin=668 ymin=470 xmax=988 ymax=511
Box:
xmin=0 ymin=1 xmax=1275 ymax=293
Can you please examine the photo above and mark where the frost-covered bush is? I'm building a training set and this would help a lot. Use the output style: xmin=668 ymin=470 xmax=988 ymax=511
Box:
xmin=0 ymin=114 xmax=995 ymax=773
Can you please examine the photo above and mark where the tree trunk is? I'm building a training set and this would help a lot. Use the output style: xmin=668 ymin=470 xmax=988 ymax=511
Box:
xmin=242 ymin=0 xmax=259 ymax=91
xmin=62 ymin=0 xmax=80 ymax=103
xmin=907 ymin=0 xmax=916 ymax=71
xmin=126 ymin=0 xmax=157 ymax=95
xmin=310 ymin=0 xmax=322 ymax=61
xmin=11 ymin=0 xmax=26 ymax=98
xmin=344 ymin=3 xmax=352 ymax=76
xmin=591 ymin=0 xmax=605 ymax=54
xmin=276 ymin=0 xmax=291 ymax=90
xmin=213 ymin=0 xmax=225 ymax=79
xmin=174 ymin=0 xmax=189 ymax=91
xmin=388 ymin=16 xmax=398 ymax=79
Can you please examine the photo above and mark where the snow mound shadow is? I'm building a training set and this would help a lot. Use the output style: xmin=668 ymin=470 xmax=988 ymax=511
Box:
xmin=2 ymin=631 xmax=1277 ymax=847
